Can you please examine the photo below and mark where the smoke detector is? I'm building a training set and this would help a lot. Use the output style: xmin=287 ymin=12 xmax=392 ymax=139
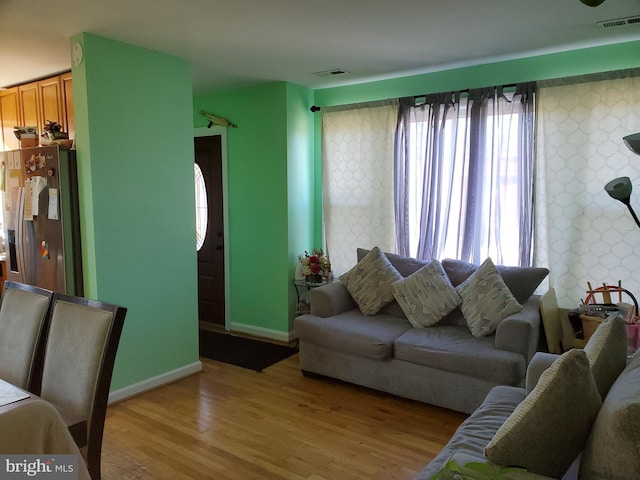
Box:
xmin=597 ymin=15 xmax=640 ymax=28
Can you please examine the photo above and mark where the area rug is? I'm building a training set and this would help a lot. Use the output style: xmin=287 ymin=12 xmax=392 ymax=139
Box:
xmin=198 ymin=329 xmax=298 ymax=372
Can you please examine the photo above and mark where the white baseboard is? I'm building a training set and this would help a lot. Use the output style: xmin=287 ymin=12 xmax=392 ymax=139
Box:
xmin=108 ymin=361 xmax=203 ymax=404
xmin=228 ymin=322 xmax=294 ymax=343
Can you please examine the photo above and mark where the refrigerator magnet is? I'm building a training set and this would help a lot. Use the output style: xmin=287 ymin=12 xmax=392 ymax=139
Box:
xmin=48 ymin=188 xmax=59 ymax=220
xmin=41 ymin=241 xmax=50 ymax=260
xmin=23 ymin=179 xmax=33 ymax=221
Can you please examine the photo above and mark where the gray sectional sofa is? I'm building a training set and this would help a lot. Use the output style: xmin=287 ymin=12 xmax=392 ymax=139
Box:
xmin=294 ymin=248 xmax=549 ymax=414
xmin=418 ymin=315 xmax=638 ymax=480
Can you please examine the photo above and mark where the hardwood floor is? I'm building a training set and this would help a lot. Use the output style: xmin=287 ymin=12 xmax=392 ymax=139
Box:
xmin=101 ymin=354 xmax=466 ymax=480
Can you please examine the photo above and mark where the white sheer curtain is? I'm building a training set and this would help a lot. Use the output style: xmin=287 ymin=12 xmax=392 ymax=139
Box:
xmin=322 ymin=101 xmax=399 ymax=276
xmin=535 ymin=73 xmax=640 ymax=308
xmin=395 ymin=84 xmax=536 ymax=266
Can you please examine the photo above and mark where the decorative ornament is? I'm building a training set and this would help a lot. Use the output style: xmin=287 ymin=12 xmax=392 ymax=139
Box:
xmin=71 ymin=42 xmax=84 ymax=66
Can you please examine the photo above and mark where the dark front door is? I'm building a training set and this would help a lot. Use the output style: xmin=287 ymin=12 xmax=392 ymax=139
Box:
xmin=195 ymin=135 xmax=225 ymax=327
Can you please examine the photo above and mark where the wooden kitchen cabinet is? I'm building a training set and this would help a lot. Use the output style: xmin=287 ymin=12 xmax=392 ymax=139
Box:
xmin=0 ymin=88 xmax=21 ymax=150
xmin=0 ymin=73 xmax=74 ymax=151
xmin=18 ymin=81 xmax=41 ymax=129
xmin=61 ymin=72 xmax=74 ymax=140
xmin=39 ymin=75 xmax=65 ymax=133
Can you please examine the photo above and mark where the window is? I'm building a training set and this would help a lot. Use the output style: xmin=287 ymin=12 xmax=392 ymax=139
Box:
xmin=395 ymin=84 xmax=536 ymax=266
xmin=194 ymin=163 xmax=208 ymax=251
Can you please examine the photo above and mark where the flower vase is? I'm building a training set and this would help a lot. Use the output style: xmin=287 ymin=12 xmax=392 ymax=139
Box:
xmin=306 ymin=274 xmax=323 ymax=284
xmin=294 ymin=257 xmax=305 ymax=280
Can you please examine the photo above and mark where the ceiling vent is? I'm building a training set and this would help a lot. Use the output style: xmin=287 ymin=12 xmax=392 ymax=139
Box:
xmin=312 ymin=69 xmax=350 ymax=77
xmin=597 ymin=15 xmax=640 ymax=28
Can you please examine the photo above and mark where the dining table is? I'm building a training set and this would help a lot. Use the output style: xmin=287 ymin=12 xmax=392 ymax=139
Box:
xmin=0 ymin=379 xmax=91 ymax=479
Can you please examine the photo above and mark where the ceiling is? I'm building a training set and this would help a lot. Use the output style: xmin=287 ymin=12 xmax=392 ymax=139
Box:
xmin=1 ymin=0 xmax=639 ymax=94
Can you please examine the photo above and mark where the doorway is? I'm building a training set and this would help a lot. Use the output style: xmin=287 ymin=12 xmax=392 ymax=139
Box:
xmin=195 ymin=134 xmax=225 ymax=327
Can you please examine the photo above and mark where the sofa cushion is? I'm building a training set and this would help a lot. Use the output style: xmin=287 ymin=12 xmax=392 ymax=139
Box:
xmin=442 ymin=258 xmax=549 ymax=304
xmin=415 ymin=385 xmax=525 ymax=480
xmin=432 ymin=307 xmax=467 ymax=328
xmin=485 ymin=349 xmax=602 ymax=479
xmin=390 ymin=260 xmax=462 ymax=328
xmin=583 ymin=314 xmax=628 ymax=399
xmin=294 ymin=310 xmax=412 ymax=360
xmin=456 ymin=258 xmax=523 ymax=337
xmin=340 ymin=247 xmax=403 ymax=315
xmin=393 ymin=326 xmax=525 ymax=385
xmin=357 ymin=248 xmax=429 ymax=277
xmin=580 ymin=351 xmax=640 ymax=480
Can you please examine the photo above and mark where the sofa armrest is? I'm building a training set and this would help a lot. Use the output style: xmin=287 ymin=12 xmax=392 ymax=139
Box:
xmin=445 ymin=452 xmax=555 ymax=479
xmin=309 ymin=281 xmax=357 ymax=317
xmin=494 ymin=295 xmax=541 ymax=365
xmin=525 ymin=352 xmax=559 ymax=395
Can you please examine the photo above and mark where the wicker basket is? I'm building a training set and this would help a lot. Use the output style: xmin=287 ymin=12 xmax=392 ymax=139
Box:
xmin=580 ymin=314 xmax=604 ymax=343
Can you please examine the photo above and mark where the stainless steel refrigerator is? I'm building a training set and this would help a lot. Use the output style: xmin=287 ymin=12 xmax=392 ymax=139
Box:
xmin=1 ymin=146 xmax=83 ymax=295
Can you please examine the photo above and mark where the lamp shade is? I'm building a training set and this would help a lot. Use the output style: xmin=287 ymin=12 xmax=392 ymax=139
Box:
xmin=605 ymin=177 xmax=632 ymax=202
xmin=623 ymin=133 xmax=640 ymax=156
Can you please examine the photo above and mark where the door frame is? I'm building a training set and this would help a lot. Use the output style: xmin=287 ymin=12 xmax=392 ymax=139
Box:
xmin=194 ymin=126 xmax=229 ymax=331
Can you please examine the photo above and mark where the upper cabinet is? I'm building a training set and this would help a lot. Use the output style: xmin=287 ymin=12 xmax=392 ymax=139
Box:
xmin=0 ymin=73 xmax=74 ymax=151
xmin=38 ymin=76 xmax=66 ymax=133
xmin=0 ymin=88 xmax=21 ymax=150
xmin=18 ymin=81 xmax=40 ymax=129
xmin=61 ymin=72 xmax=74 ymax=140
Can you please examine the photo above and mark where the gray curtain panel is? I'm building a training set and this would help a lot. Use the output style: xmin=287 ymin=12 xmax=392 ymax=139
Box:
xmin=394 ymin=83 xmax=536 ymax=266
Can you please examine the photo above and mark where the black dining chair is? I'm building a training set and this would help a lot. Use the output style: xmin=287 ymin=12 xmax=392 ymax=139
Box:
xmin=38 ymin=292 xmax=126 ymax=480
xmin=0 ymin=281 xmax=53 ymax=392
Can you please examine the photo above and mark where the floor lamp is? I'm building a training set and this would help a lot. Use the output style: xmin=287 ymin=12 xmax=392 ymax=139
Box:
xmin=605 ymin=133 xmax=640 ymax=229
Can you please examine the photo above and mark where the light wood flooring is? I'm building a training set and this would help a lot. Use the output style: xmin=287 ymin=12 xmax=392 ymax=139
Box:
xmin=101 ymin=354 xmax=466 ymax=480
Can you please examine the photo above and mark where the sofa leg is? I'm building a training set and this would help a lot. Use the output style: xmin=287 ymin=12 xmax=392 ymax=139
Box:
xmin=301 ymin=369 xmax=325 ymax=379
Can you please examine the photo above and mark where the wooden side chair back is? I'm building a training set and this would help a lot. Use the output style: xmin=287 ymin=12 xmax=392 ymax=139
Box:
xmin=38 ymin=293 xmax=127 ymax=480
xmin=539 ymin=288 xmax=563 ymax=354
xmin=584 ymin=281 xmax=639 ymax=322
xmin=0 ymin=281 xmax=53 ymax=391
xmin=540 ymin=287 xmax=586 ymax=353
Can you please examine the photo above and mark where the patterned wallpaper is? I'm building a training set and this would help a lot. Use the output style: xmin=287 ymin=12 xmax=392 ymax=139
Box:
xmin=322 ymin=103 xmax=398 ymax=276
xmin=535 ymin=75 xmax=640 ymax=309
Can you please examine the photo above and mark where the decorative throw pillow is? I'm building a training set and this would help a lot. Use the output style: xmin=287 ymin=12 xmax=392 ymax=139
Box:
xmin=579 ymin=352 xmax=640 ymax=480
xmin=391 ymin=260 xmax=462 ymax=328
xmin=485 ymin=349 xmax=602 ymax=479
xmin=357 ymin=248 xmax=429 ymax=277
xmin=442 ymin=258 xmax=549 ymax=304
xmin=456 ymin=258 xmax=522 ymax=337
xmin=583 ymin=314 xmax=628 ymax=399
xmin=339 ymin=247 xmax=402 ymax=315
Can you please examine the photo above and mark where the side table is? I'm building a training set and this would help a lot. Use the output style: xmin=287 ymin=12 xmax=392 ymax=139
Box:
xmin=293 ymin=278 xmax=334 ymax=315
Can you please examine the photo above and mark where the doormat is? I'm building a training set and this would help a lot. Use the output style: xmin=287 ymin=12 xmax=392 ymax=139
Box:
xmin=198 ymin=329 xmax=298 ymax=372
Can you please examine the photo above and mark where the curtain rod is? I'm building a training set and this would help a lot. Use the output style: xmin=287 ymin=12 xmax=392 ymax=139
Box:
xmin=309 ymin=83 xmax=521 ymax=112
xmin=309 ymin=99 xmax=398 ymax=113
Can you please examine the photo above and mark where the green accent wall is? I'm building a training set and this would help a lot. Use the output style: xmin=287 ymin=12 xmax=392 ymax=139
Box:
xmin=286 ymin=83 xmax=315 ymax=325
xmin=194 ymin=82 xmax=314 ymax=337
xmin=71 ymin=33 xmax=199 ymax=390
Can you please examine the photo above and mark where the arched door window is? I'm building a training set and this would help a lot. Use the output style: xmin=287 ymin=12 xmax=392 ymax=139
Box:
xmin=194 ymin=163 xmax=208 ymax=251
